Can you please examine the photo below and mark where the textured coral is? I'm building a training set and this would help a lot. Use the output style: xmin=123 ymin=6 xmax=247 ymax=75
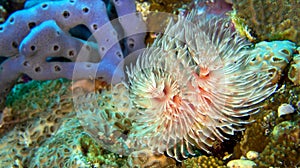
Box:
xmin=75 ymin=83 xmax=134 ymax=156
xmin=237 ymin=110 xmax=283 ymax=158
xmin=0 ymin=93 xmax=74 ymax=167
xmin=0 ymin=78 xmax=131 ymax=167
xmin=146 ymin=0 xmax=191 ymax=14
xmin=234 ymin=78 xmax=300 ymax=166
xmin=229 ymin=9 xmax=256 ymax=42
xmin=288 ymin=47 xmax=300 ymax=85
xmin=28 ymin=118 xmax=89 ymax=167
xmin=1 ymin=79 xmax=71 ymax=134
xmin=255 ymin=119 xmax=300 ymax=167
xmin=127 ymin=149 xmax=177 ymax=168
xmin=136 ymin=0 xmax=192 ymax=44
xmin=247 ymin=40 xmax=296 ymax=84
xmin=80 ymin=134 xmax=127 ymax=167
xmin=232 ymin=0 xmax=300 ymax=45
xmin=183 ymin=155 xmax=226 ymax=168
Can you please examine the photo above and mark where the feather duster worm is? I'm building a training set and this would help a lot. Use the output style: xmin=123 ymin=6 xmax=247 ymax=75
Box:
xmin=125 ymin=14 xmax=277 ymax=161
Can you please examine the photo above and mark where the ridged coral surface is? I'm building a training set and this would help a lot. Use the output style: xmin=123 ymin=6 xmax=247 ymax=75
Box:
xmin=232 ymin=0 xmax=300 ymax=45
xmin=288 ymin=47 xmax=300 ymax=85
xmin=247 ymin=40 xmax=296 ymax=84
xmin=183 ymin=155 xmax=226 ymax=168
xmin=1 ymin=0 xmax=299 ymax=167
xmin=234 ymin=79 xmax=300 ymax=167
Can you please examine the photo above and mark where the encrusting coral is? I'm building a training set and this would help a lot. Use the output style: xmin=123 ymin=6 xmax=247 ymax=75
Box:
xmin=234 ymin=77 xmax=300 ymax=167
xmin=231 ymin=0 xmax=300 ymax=45
xmin=0 ymin=79 xmax=71 ymax=134
xmin=1 ymin=0 xmax=299 ymax=167
xmin=246 ymin=40 xmax=296 ymax=84
xmin=27 ymin=118 xmax=89 ymax=167
xmin=75 ymin=83 xmax=134 ymax=156
xmin=288 ymin=47 xmax=300 ymax=85
xmin=0 ymin=78 xmax=76 ymax=165
xmin=0 ymin=79 xmax=130 ymax=167
xmin=127 ymin=149 xmax=177 ymax=168
xmin=29 ymin=117 xmax=129 ymax=167
xmin=183 ymin=155 xmax=226 ymax=168
xmin=255 ymin=119 xmax=300 ymax=167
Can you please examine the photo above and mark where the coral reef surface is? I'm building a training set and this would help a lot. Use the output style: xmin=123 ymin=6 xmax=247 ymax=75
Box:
xmin=232 ymin=0 xmax=300 ymax=44
xmin=0 ymin=0 xmax=299 ymax=167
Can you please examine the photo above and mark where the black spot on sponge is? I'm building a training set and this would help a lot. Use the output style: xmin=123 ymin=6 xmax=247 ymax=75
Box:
xmin=82 ymin=7 xmax=89 ymax=13
xmin=54 ymin=65 xmax=61 ymax=72
xmin=28 ymin=22 xmax=36 ymax=29
xmin=30 ymin=45 xmax=36 ymax=51
xmin=92 ymin=24 xmax=98 ymax=30
xmin=53 ymin=45 xmax=60 ymax=51
xmin=35 ymin=67 xmax=41 ymax=72
xmin=62 ymin=11 xmax=70 ymax=18
xmin=12 ymin=41 xmax=18 ymax=48
xmin=68 ymin=50 xmax=75 ymax=57
xmin=41 ymin=4 xmax=48 ymax=9
xmin=128 ymin=38 xmax=135 ymax=49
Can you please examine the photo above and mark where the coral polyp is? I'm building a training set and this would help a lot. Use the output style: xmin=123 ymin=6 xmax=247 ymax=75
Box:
xmin=125 ymin=14 xmax=277 ymax=161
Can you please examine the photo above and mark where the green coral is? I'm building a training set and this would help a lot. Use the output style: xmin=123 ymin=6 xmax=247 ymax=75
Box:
xmin=183 ymin=155 xmax=226 ymax=168
xmin=80 ymin=134 xmax=127 ymax=167
xmin=229 ymin=9 xmax=256 ymax=42
xmin=6 ymin=78 xmax=70 ymax=111
xmin=232 ymin=0 xmax=300 ymax=45
xmin=234 ymin=79 xmax=300 ymax=166
xmin=0 ymin=77 xmax=129 ymax=167
xmin=28 ymin=117 xmax=128 ymax=167
xmin=28 ymin=118 xmax=89 ymax=167
xmin=255 ymin=119 xmax=300 ymax=167
xmin=1 ymin=79 xmax=72 ymax=134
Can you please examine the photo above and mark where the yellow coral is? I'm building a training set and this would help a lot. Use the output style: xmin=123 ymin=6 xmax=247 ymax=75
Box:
xmin=232 ymin=0 xmax=300 ymax=45
xmin=183 ymin=155 xmax=226 ymax=168
xmin=234 ymin=78 xmax=300 ymax=166
xmin=255 ymin=119 xmax=300 ymax=167
xmin=127 ymin=149 xmax=177 ymax=168
xmin=229 ymin=9 xmax=256 ymax=42
xmin=288 ymin=47 xmax=300 ymax=85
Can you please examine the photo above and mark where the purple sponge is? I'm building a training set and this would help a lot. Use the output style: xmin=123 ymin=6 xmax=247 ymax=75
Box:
xmin=0 ymin=0 xmax=146 ymax=111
